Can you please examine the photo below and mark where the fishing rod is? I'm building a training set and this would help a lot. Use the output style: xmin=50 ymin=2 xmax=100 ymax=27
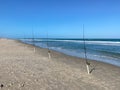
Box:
xmin=32 ymin=27 xmax=36 ymax=53
xmin=47 ymin=31 xmax=51 ymax=59
xmin=23 ymin=33 xmax=26 ymax=49
xmin=24 ymin=32 xmax=27 ymax=43
xmin=83 ymin=24 xmax=90 ymax=74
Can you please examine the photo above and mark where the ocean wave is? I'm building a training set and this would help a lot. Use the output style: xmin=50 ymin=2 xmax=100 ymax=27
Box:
xmin=34 ymin=39 xmax=120 ymax=46
xmin=22 ymin=38 xmax=120 ymax=46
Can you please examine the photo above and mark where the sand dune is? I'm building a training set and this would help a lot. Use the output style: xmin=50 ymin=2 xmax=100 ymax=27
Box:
xmin=0 ymin=38 xmax=120 ymax=90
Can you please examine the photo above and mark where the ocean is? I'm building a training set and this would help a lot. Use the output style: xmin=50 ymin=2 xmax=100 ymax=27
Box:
xmin=21 ymin=38 xmax=120 ymax=67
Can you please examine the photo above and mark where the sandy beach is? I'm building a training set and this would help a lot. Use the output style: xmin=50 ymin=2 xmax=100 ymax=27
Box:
xmin=0 ymin=38 xmax=120 ymax=90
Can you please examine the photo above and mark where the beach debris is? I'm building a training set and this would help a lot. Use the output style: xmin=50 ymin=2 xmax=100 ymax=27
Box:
xmin=34 ymin=79 xmax=39 ymax=82
xmin=0 ymin=84 xmax=4 ymax=88
xmin=18 ymin=82 xmax=25 ymax=88
xmin=7 ymin=82 xmax=14 ymax=87
xmin=21 ymin=83 xmax=25 ymax=87
xmin=31 ymin=73 xmax=35 ymax=77
xmin=11 ymin=71 xmax=14 ymax=74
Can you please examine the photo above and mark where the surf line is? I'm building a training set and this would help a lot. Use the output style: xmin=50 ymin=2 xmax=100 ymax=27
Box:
xmin=83 ymin=24 xmax=90 ymax=74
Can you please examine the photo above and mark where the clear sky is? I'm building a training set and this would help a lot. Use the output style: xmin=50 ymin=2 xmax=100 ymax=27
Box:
xmin=0 ymin=0 xmax=120 ymax=38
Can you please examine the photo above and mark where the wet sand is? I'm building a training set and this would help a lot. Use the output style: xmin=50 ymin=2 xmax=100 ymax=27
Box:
xmin=0 ymin=38 xmax=120 ymax=90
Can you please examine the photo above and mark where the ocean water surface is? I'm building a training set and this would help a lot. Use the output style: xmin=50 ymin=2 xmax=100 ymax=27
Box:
xmin=20 ymin=38 xmax=120 ymax=67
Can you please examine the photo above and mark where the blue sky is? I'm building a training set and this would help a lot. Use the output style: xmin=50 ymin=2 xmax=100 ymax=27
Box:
xmin=0 ymin=0 xmax=120 ymax=38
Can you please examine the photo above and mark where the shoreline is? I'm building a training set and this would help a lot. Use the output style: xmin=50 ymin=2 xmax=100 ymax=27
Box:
xmin=0 ymin=38 xmax=120 ymax=90
xmin=19 ymin=39 xmax=120 ymax=68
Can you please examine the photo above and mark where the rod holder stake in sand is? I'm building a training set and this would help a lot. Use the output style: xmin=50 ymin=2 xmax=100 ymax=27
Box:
xmin=34 ymin=47 xmax=36 ymax=53
xmin=86 ymin=64 xmax=90 ymax=74
xmin=86 ymin=62 xmax=90 ymax=74
xmin=48 ymin=50 xmax=51 ymax=59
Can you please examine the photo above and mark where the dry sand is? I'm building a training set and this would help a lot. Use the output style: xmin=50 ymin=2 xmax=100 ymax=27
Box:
xmin=0 ymin=38 xmax=120 ymax=90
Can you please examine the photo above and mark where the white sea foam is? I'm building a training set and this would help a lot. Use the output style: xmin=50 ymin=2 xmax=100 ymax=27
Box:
xmin=23 ymin=38 xmax=120 ymax=46
xmin=22 ymin=38 xmax=120 ymax=46
xmin=47 ymin=40 xmax=120 ymax=46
